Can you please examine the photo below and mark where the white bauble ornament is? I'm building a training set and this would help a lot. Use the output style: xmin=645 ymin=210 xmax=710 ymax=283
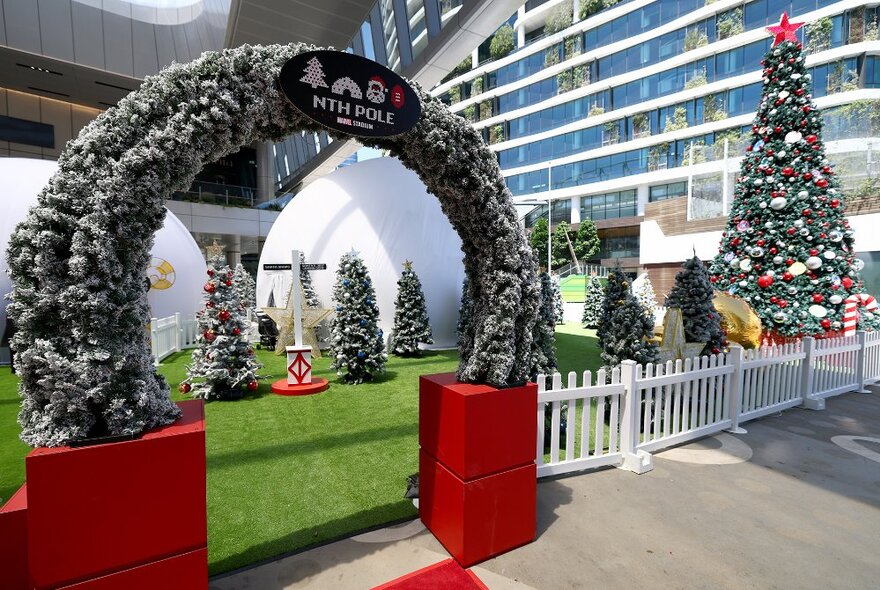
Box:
xmin=853 ymin=258 xmax=866 ymax=271
xmin=769 ymin=197 xmax=787 ymax=210
xmin=823 ymin=250 xmax=836 ymax=260
xmin=739 ymin=280 xmax=748 ymax=287
xmin=789 ymin=262 xmax=807 ymax=275
xmin=778 ymin=90 xmax=790 ymax=99
xmin=808 ymin=304 xmax=827 ymax=318
xmin=829 ymin=294 xmax=843 ymax=304
xmin=739 ymin=259 xmax=752 ymax=271
xmin=797 ymin=190 xmax=809 ymax=199
xmin=794 ymin=219 xmax=804 ymax=228
xmin=766 ymin=269 xmax=775 ymax=277
xmin=754 ymin=178 xmax=764 ymax=186
xmin=751 ymin=246 xmax=765 ymax=257
xmin=773 ymin=255 xmax=784 ymax=264
xmin=784 ymin=131 xmax=803 ymax=143
xmin=730 ymin=258 xmax=740 ymax=268
xmin=777 ymin=151 xmax=787 ymax=158
xmin=770 ymin=109 xmax=777 ymax=115
xmin=759 ymin=201 xmax=767 ymax=208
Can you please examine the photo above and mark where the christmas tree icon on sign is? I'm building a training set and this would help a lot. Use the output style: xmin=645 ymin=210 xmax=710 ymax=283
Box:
xmin=300 ymin=57 xmax=328 ymax=89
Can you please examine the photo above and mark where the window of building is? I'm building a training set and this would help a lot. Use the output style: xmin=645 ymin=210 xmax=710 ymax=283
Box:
xmin=551 ymin=199 xmax=571 ymax=224
xmin=599 ymin=235 xmax=640 ymax=260
xmin=580 ymin=190 xmax=637 ymax=221
xmin=649 ymin=181 xmax=688 ymax=202
xmin=0 ymin=115 xmax=54 ymax=148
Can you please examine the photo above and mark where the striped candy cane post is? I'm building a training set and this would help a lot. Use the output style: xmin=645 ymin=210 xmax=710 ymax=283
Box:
xmin=843 ymin=294 xmax=879 ymax=335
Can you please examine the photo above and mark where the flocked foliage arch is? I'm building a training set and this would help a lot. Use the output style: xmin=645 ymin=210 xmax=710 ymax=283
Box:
xmin=7 ymin=44 xmax=540 ymax=447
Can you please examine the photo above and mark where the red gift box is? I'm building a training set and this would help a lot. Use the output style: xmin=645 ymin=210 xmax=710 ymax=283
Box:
xmin=419 ymin=373 xmax=537 ymax=566
xmin=0 ymin=484 xmax=29 ymax=589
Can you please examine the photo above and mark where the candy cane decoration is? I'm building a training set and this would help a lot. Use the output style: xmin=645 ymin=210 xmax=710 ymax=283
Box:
xmin=843 ymin=294 xmax=879 ymax=335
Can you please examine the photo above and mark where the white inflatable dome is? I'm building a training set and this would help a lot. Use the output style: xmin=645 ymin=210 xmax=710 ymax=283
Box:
xmin=0 ymin=158 xmax=206 ymax=342
xmin=256 ymin=157 xmax=465 ymax=349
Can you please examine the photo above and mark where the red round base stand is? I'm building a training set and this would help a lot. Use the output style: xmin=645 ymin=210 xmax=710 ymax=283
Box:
xmin=271 ymin=377 xmax=329 ymax=396
xmin=418 ymin=373 xmax=537 ymax=567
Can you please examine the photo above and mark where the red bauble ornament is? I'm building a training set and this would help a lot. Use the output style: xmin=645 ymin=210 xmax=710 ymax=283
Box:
xmin=232 ymin=327 xmax=241 ymax=336
xmin=787 ymin=228 xmax=796 ymax=235
xmin=206 ymin=301 xmax=215 ymax=308
xmin=802 ymin=209 xmax=811 ymax=216
xmin=207 ymin=269 xmax=215 ymax=277
xmin=710 ymin=276 xmax=718 ymax=283
xmin=203 ymin=282 xmax=215 ymax=293
xmin=822 ymin=165 xmax=831 ymax=174
xmin=802 ymin=106 xmax=811 ymax=113
xmin=225 ymin=280 xmax=232 ymax=287
xmin=821 ymin=319 xmax=831 ymax=330
xmin=802 ymin=172 xmax=812 ymax=181
xmin=218 ymin=310 xmax=231 ymax=322
xmin=770 ymin=296 xmax=779 ymax=303
xmin=757 ymin=239 xmax=765 ymax=247
xmin=830 ymin=198 xmax=840 ymax=208
xmin=812 ymin=294 xmax=824 ymax=303
xmin=782 ymin=167 xmax=794 ymax=176
xmin=809 ymin=249 xmax=818 ymax=256
xmin=786 ymin=258 xmax=794 ymax=265
xmin=842 ymin=277 xmax=854 ymax=289
xmin=769 ymin=247 xmax=778 ymax=255
xmin=247 ymin=380 xmax=258 ymax=391
xmin=204 ymin=330 xmax=216 ymax=342
xmin=778 ymin=299 xmax=788 ymax=308
xmin=178 ymin=382 xmax=191 ymax=394
xmin=774 ymin=126 xmax=782 ymax=134
xmin=796 ymin=88 xmax=804 ymax=96
xmin=782 ymin=272 xmax=794 ymax=282
xmin=757 ymin=275 xmax=774 ymax=288
xmin=815 ymin=178 xmax=828 ymax=188
xmin=805 ymin=134 xmax=817 ymax=144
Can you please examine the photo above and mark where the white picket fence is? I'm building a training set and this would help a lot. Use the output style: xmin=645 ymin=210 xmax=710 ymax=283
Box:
xmin=149 ymin=313 xmax=199 ymax=364
xmin=537 ymin=331 xmax=880 ymax=478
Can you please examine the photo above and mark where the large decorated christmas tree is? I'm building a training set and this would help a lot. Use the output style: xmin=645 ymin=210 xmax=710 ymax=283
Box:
xmin=182 ymin=255 xmax=261 ymax=399
xmin=389 ymin=260 xmax=433 ymax=356
xmin=330 ymin=251 xmax=387 ymax=383
xmin=709 ymin=14 xmax=877 ymax=337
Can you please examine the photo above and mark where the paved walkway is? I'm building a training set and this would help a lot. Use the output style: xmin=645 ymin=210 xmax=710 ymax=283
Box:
xmin=210 ymin=389 xmax=880 ymax=590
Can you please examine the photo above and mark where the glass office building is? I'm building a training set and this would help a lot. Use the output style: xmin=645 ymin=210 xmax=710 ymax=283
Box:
xmin=432 ymin=0 xmax=880 ymax=272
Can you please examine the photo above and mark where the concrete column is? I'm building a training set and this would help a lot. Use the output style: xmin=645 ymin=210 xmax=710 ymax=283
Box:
xmin=226 ymin=236 xmax=242 ymax=268
xmin=636 ymin=184 xmax=650 ymax=216
xmin=471 ymin=48 xmax=479 ymax=68
xmin=572 ymin=0 xmax=581 ymax=23
xmin=255 ymin=142 xmax=276 ymax=205
xmin=517 ymin=23 xmax=525 ymax=47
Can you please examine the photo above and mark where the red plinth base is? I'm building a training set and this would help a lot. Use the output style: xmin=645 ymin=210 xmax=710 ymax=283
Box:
xmin=419 ymin=373 xmax=537 ymax=567
xmin=26 ymin=400 xmax=207 ymax=589
xmin=0 ymin=484 xmax=29 ymax=590
xmin=271 ymin=377 xmax=329 ymax=396
xmin=371 ymin=558 xmax=488 ymax=589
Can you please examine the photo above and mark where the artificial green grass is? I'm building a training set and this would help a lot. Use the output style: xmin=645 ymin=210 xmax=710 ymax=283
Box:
xmin=0 ymin=324 xmax=600 ymax=576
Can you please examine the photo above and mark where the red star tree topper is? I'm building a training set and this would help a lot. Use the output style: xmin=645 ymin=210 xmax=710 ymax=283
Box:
xmin=708 ymin=14 xmax=879 ymax=338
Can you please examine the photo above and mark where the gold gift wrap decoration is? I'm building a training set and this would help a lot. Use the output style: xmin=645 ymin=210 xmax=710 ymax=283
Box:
xmin=713 ymin=291 xmax=762 ymax=349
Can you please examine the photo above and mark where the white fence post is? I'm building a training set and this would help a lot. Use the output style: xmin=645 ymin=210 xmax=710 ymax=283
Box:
xmin=174 ymin=312 xmax=182 ymax=353
xmin=856 ymin=330 xmax=870 ymax=393
xmin=150 ymin=317 xmax=159 ymax=366
xmin=801 ymin=336 xmax=824 ymax=410
xmin=726 ymin=344 xmax=747 ymax=434
xmin=617 ymin=360 xmax=653 ymax=474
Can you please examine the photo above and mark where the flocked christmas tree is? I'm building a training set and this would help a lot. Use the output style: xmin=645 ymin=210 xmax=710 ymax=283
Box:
xmin=531 ymin=272 xmax=558 ymax=376
xmin=181 ymin=255 xmax=261 ymax=399
xmin=709 ymin=13 xmax=878 ymax=337
xmin=300 ymin=251 xmax=321 ymax=308
xmin=597 ymin=264 xmax=658 ymax=368
xmin=330 ymin=251 xmax=387 ymax=383
xmin=231 ymin=264 xmax=256 ymax=309
xmin=581 ymin=275 xmax=605 ymax=328
xmin=389 ymin=260 xmax=433 ymax=356
xmin=456 ymin=277 xmax=474 ymax=356
xmin=551 ymin=274 xmax=565 ymax=324
xmin=631 ymin=273 xmax=658 ymax=319
xmin=666 ymin=256 xmax=728 ymax=355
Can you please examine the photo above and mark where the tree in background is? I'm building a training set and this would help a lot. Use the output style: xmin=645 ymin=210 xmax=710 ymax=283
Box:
xmin=575 ymin=219 xmax=601 ymax=262
xmin=709 ymin=14 xmax=878 ymax=337
xmin=182 ymin=256 xmax=261 ymax=399
xmin=489 ymin=24 xmax=515 ymax=59
xmin=667 ymin=256 xmax=728 ymax=355
xmin=529 ymin=217 xmax=550 ymax=268
xmin=551 ymin=221 xmax=577 ymax=269
xmin=299 ymin=252 xmax=321 ymax=308
xmin=231 ymin=264 xmax=256 ymax=309
xmin=631 ymin=273 xmax=659 ymax=319
xmin=545 ymin=2 xmax=573 ymax=34
xmin=389 ymin=261 xmax=433 ymax=356
xmin=551 ymin=275 xmax=565 ymax=324
xmin=330 ymin=251 xmax=387 ymax=383
xmin=581 ymin=275 xmax=605 ymax=328
xmin=597 ymin=265 xmax=658 ymax=368
xmin=531 ymin=272 xmax=558 ymax=376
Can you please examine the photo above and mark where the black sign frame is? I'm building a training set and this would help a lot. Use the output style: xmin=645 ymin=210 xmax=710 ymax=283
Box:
xmin=279 ymin=50 xmax=421 ymax=138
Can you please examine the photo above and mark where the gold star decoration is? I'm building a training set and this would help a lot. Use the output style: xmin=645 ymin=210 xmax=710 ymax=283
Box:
xmin=205 ymin=240 xmax=225 ymax=261
xmin=262 ymin=283 xmax=333 ymax=357
xmin=657 ymin=308 xmax=706 ymax=363
xmin=403 ymin=259 xmax=413 ymax=271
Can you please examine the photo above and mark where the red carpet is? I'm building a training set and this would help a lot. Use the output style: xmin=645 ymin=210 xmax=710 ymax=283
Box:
xmin=371 ymin=559 xmax=488 ymax=589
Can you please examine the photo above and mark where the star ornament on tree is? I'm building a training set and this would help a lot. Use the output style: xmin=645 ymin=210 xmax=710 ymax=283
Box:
xmin=767 ymin=12 xmax=804 ymax=47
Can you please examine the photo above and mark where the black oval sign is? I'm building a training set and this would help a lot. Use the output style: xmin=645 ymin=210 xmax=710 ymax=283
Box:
xmin=279 ymin=51 xmax=421 ymax=138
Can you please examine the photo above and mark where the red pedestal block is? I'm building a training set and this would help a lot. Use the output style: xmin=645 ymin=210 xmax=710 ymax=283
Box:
xmin=26 ymin=400 xmax=207 ymax=589
xmin=0 ymin=484 xmax=29 ymax=590
xmin=419 ymin=373 xmax=537 ymax=567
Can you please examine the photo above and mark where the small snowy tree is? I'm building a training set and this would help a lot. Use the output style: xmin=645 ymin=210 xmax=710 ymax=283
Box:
xmin=631 ymin=273 xmax=658 ymax=318
xmin=330 ymin=251 xmax=387 ymax=383
xmin=597 ymin=265 xmax=658 ymax=368
xmin=389 ymin=261 xmax=433 ymax=356
xmin=299 ymin=252 xmax=321 ymax=308
xmin=231 ymin=264 xmax=256 ymax=309
xmin=181 ymin=257 xmax=261 ymax=400
xmin=581 ymin=275 xmax=605 ymax=328
xmin=531 ymin=272 xmax=558 ymax=376
xmin=551 ymin=275 xmax=565 ymax=324
xmin=666 ymin=256 xmax=727 ymax=355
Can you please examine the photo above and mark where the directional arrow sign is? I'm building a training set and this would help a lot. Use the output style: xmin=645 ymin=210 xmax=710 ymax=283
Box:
xmin=263 ymin=263 xmax=292 ymax=271
xmin=301 ymin=263 xmax=327 ymax=271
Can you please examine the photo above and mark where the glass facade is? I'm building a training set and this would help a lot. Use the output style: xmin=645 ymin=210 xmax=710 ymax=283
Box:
xmin=649 ymin=182 xmax=688 ymax=202
xmin=581 ymin=190 xmax=638 ymax=221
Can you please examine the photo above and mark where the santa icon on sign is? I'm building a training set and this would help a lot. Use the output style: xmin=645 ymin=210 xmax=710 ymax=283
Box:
xmin=366 ymin=76 xmax=388 ymax=104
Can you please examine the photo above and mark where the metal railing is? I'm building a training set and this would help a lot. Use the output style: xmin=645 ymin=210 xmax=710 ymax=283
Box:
xmin=172 ymin=180 xmax=257 ymax=208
